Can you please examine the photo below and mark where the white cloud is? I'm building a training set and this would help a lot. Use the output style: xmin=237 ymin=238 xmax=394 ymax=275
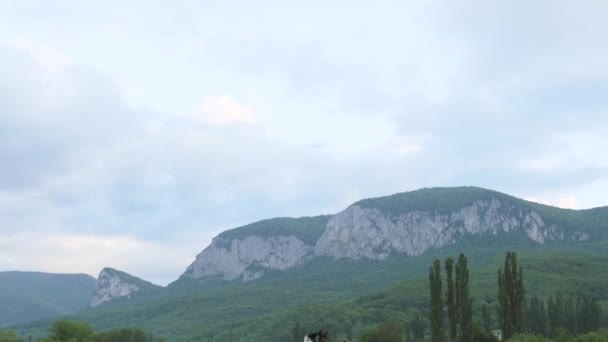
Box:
xmin=198 ymin=96 xmax=257 ymax=125
xmin=9 ymin=38 xmax=71 ymax=72
xmin=525 ymin=195 xmax=578 ymax=210
xmin=0 ymin=231 xmax=212 ymax=286
xmin=1 ymin=1 xmax=608 ymax=283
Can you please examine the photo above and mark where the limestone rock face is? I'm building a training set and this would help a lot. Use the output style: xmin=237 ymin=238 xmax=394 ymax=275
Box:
xmin=181 ymin=195 xmax=594 ymax=282
xmin=90 ymin=268 xmax=141 ymax=307
xmin=314 ymin=200 xmax=558 ymax=260
xmin=183 ymin=235 xmax=313 ymax=282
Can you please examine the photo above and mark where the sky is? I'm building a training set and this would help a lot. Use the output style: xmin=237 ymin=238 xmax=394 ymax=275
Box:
xmin=0 ymin=0 xmax=607 ymax=285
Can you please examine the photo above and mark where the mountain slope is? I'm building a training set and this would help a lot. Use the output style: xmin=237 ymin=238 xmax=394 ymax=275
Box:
xmin=182 ymin=216 xmax=331 ymax=282
xmin=90 ymin=268 xmax=162 ymax=307
xmin=0 ymin=271 xmax=96 ymax=326
xmin=182 ymin=187 xmax=607 ymax=283
xmin=15 ymin=242 xmax=608 ymax=341
xmin=245 ymin=248 xmax=608 ymax=341
xmin=13 ymin=187 xmax=608 ymax=340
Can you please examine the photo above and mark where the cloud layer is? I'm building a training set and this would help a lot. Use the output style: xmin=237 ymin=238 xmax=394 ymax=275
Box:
xmin=0 ymin=0 xmax=607 ymax=284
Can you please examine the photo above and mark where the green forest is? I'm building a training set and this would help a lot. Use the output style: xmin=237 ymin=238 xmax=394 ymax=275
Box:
xmin=419 ymin=252 xmax=607 ymax=342
xmin=9 ymin=189 xmax=608 ymax=341
xmin=7 ymin=250 xmax=608 ymax=341
xmin=0 ymin=319 xmax=166 ymax=342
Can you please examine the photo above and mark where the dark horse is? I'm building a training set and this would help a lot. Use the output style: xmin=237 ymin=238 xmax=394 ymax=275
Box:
xmin=304 ymin=330 xmax=328 ymax=342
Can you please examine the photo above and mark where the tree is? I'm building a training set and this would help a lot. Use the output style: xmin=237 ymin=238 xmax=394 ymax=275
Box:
xmin=429 ymin=259 xmax=444 ymax=342
xmin=472 ymin=321 xmax=499 ymax=342
xmin=410 ymin=314 xmax=425 ymax=342
xmin=481 ymin=303 xmax=493 ymax=333
xmin=48 ymin=319 xmax=93 ymax=342
xmin=497 ymin=251 xmax=525 ymax=340
xmin=93 ymin=328 xmax=149 ymax=342
xmin=456 ymin=253 xmax=472 ymax=342
xmin=445 ymin=257 xmax=457 ymax=342
xmin=0 ymin=328 xmax=20 ymax=342
xmin=548 ymin=295 xmax=557 ymax=336
xmin=358 ymin=327 xmax=379 ymax=342
xmin=377 ymin=321 xmax=402 ymax=342
xmin=526 ymin=296 xmax=547 ymax=336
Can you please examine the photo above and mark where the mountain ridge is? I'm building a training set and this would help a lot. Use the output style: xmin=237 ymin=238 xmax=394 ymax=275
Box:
xmin=0 ymin=271 xmax=96 ymax=327
xmin=12 ymin=186 xmax=608 ymax=341
xmin=179 ymin=186 xmax=607 ymax=283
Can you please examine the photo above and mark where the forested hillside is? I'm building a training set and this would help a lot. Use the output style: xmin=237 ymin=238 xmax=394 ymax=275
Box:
xmin=0 ymin=272 xmax=95 ymax=327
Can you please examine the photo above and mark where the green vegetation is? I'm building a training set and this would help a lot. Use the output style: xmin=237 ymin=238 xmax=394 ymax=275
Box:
xmin=530 ymin=292 xmax=604 ymax=337
xmin=42 ymin=319 xmax=164 ymax=342
xmin=2 ymin=319 xmax=164 ymax=342
xmin=428 ymin=254 xmax=474 ymax=342
xmin=356 ymin=187 xmax=608 ymax=237
xmin=43 ymin=319 xmax=93 ymax=342
xmin=0 ymin=327 xmax=20 ymax=342
xmin=216 ymin=215 xmax=331 ymax=248
xmin=15 ymin=245 xmax=608 ymax=341
xmin=90 ymin=269 xmax=163 ymax=309
xmin=357 ymin=321 xmax=402 ymax=342
xmin=430 ymin=252 xmax=607 ymax=342
xmin=0 ymin=272 xmax=96 ymax=326
xmin=99 ymin=269 xmax=161 ymax=294
xmin=10 ymin=188 xmax=608 ymax=341
xmin=456 ymin=254 xmax=473 ymax=342
xmin=508 ymin=328 xmax=608 ymax=342
xmin=445 ymin=257 xmax=457 ymax=342
xmin=355 ymin=187 xmax=518 ymax=215
xmin=429 ymin=259 xmax=443 ymax=342
xmin=498 ymin=252 xmax=526 ymax=339
xmin=481 ymin=303 xmax=493 ymax=333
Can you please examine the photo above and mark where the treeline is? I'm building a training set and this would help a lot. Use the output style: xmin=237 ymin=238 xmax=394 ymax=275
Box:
xmin=427 ymin=251 xmax=607 ymax=342
xmin=428 ymin=253 xmax=498 ymax=342
xmin=0 ymin=319 xmax=165 ymax=342
xmin=526 ymin=293 xmax=604 ymax=337
xmin=511 ymin=328 xmax=608 ymax=342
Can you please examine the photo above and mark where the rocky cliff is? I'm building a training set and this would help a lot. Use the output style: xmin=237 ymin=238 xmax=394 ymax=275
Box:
xmin=181 ymin=187 xmax=599 ymax=282
xmin=315 ymin=200 xmax=562 ymax=260
xmin=184 ymin=235 xmax=313 ymax=281
xmin=90 ymin=268 xmax=161 ymax=307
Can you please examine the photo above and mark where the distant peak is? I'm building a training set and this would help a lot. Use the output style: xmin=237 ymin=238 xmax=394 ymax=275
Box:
xmin=91 ymin=267 xmax=162 ymax=308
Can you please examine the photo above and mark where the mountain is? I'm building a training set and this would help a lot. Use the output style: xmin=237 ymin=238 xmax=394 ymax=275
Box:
xmin=0 ymin=271 xmax=95 ymax=327
xmin=14 ymin=187 xmax=608 ymax=341
xmin=180 ymin=187 xmax=607 ymax=283
xmin=182 ymin=215 xmax=331 ymax=281
xmin=90 ymin=268 xmax=162 ymax=307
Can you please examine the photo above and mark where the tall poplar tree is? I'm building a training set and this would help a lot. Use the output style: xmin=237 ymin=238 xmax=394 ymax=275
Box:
xmin=445 ymin=257 xmax=457 ymax=342
xmin=455 ymin=253 xmax=472 ymax=342
xmin=497 ymin=251 xmax=525 ymax=340
xmin=429 ymin=259 xmax=444 ymax=342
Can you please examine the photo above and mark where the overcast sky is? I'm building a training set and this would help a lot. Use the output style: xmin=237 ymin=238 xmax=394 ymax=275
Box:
xmin=0 ymin=0 xmax=607 ymax=285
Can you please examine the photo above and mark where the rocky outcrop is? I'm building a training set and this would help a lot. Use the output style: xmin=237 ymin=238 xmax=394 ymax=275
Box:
xmin=183 ymin=235 xmax=313 ymax=282
xmin=90 ymin=268 xmax=142 ymax=307
xmin=314 ymin=200 xmax=556 ymax=259
xmin=182 ymin=192 xmax=596 ymax=282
